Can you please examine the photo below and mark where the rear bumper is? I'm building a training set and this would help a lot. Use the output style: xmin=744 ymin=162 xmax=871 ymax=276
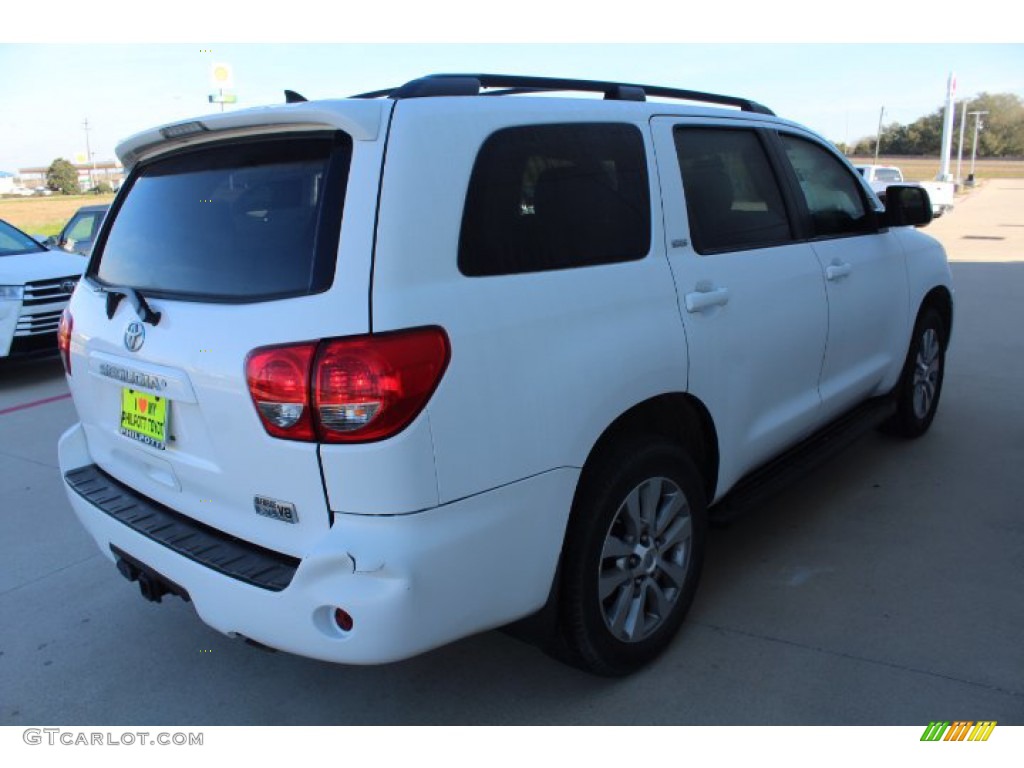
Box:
xmin=59 ymin=422 xmax=576 ymax=664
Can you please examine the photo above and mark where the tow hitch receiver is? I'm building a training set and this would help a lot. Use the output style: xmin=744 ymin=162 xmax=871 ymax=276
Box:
xmin=111 ymin=545 xmax=191 ymax=604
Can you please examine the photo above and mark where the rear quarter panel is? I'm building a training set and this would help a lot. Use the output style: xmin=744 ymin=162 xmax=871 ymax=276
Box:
xmin=369 ymin=98 xmax=690 ymax=504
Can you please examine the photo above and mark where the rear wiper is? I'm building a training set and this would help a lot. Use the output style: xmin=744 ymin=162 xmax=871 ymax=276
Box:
xmin=104 ymin=286 xmax=162 ymax=326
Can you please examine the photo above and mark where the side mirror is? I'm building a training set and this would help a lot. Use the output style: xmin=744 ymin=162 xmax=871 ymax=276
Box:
xmin=881 ymin=184 xmax=933 ymax=228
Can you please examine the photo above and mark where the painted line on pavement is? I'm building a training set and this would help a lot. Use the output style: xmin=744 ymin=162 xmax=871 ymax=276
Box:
xmin=0 ymin=393 xmax=72 ymax=416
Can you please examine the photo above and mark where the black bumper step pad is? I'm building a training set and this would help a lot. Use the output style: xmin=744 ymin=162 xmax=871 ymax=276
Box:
xmin=64 ymin=464 xmax=300 ymax=592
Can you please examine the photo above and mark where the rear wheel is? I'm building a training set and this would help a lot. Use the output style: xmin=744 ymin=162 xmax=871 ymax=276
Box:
xmin=560 ymin=437 xmax=706 ymax=676
xmin=885 ymin=307 xmax=947 ymax=438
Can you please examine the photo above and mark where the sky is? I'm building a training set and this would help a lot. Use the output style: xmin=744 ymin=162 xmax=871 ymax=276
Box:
xmin=1 ymin=5 xmax=1022 ymax=173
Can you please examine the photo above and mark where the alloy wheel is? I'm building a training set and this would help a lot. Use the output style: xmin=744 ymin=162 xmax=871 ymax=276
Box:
xmin=912 ymin=327 xmax=941 ymax=420
xmin=598 ymin=477 xmax=692 ymax=643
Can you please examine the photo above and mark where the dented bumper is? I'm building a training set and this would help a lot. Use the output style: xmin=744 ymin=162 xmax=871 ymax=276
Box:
xmin=59 ymin=421 xmax=576 ymax=663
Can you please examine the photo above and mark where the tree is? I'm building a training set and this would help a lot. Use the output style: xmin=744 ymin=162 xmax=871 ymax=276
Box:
xmin=845 ymin=92 xmax=1023 ymax=158
xmin=962 ymin=93 xmax=1024 ymax=157
xmin=845 ymin=136 xmax=877 ymax=157
xmin=46 ymin=158 xmax=79 ymax=195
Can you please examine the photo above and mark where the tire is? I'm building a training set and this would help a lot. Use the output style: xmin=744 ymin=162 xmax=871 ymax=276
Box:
xmin=884 ymin=307 xmax=947 ymax=438
xmin=560 ymin=436 xmax=707 ymax=676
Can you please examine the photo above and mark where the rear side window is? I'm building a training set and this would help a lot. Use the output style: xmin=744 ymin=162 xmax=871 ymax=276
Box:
xmin=459 ymin=123 xmax=650 ymax=276
xmin=674 ymin=127 xmax=793 ymax=254
xmin=92 ymin=133 xmax=351 ymax=301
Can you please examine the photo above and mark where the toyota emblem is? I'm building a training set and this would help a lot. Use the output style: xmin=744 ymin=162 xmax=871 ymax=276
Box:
xmin=61 ymin=279 xmax=78 ymax=294
xmin=124 ymin=321 xmax=145 ymax=352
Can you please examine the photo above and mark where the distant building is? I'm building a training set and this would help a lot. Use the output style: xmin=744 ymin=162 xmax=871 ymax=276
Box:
xmin=17 ymin=160 xmax=125 ymax=189
xmin=0 ymin=172 xmax=17 ymax=194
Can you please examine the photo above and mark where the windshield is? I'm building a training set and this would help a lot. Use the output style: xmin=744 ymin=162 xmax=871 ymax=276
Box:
xmin=91 ymin=133 xmax=351 ymax=301
xmin=0 ymin=219 xmax=47 ymax=257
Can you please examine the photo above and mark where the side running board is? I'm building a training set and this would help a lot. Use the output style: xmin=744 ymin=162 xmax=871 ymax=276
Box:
xmin=711 ymin=396 xmax=897 ymax=523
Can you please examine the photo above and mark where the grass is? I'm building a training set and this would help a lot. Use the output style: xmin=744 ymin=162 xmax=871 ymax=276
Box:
xmin=848 ymin=156 xmax=1024 ymax=182
xmin=0 ymin=193 xmax=115 ymax=237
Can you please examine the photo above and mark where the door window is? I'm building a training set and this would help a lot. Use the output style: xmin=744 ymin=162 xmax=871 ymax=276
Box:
xmin=780 ymin=135 xmax=874 ymax=238
xmin=673 ymin=128 xmax=793 ymax=254
xmin=66 ymin=212 xmax=99 ymax=242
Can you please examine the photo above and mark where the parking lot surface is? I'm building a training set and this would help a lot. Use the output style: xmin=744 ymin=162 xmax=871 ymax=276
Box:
xmin=1 ymin=181 xmax=1022 ymax=725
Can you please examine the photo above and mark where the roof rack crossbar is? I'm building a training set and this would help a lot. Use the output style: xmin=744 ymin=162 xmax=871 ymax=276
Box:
xmin=351 ymin=73 xmax=774 ymax=115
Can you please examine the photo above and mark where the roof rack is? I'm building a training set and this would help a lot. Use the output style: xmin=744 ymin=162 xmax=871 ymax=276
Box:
xmin=351 ymin=73 xmax=774 ymax=116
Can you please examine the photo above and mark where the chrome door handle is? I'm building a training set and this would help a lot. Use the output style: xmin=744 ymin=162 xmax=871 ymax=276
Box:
xmin=684 ymin=287 xmax=730 ymax=313
xmin=826 ymin=262 xmax=852 ymax=281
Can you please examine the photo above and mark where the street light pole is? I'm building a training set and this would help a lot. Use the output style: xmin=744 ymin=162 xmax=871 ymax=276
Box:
xmin=956 ymin=100 xmax=968 ymax=186
xmin=873 ymin=106 xmax=885 ymax=165
xmin=967 ymin=110 xmax=989 ymax=186
xmin=82 ymin=118 xmax=95 ymax=190
xmin=938 ymin=72 xmax=956 ymax=182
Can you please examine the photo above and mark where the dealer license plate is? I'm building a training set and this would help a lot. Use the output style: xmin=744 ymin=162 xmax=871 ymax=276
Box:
xmin=119 ymin=388 xmax=168 ymax=450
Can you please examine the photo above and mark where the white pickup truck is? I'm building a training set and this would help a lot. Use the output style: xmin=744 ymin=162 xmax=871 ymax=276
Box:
xmin=855 ymin=165 xmax=955 ymax=217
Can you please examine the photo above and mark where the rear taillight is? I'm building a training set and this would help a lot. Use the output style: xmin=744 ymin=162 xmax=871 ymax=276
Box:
xmin=58 ymin=308 xmax=73 ymax=374
xmin=246 ymin=343 xmax=318 ymax=441
xmin=245 ymin=327 xmax=450 ymax=444
xmin=315 ymin=328 xmax=451 ymax=443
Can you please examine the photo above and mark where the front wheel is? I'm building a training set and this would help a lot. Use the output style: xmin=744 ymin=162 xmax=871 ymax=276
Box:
xmin=885 ymin=307 xmax=947 ymax=438
xmin=560 ymin=437 xmax=707 ymax=676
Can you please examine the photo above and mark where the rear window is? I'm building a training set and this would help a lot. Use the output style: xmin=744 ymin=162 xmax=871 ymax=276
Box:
xmin=91 ymin=133 xmax=351 ymax=301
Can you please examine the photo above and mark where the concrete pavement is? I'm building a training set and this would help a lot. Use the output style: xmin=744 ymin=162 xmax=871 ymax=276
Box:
xmin=929 ymin=178 xmax=1024 ymax=262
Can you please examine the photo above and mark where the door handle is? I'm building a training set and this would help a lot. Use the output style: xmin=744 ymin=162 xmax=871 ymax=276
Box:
xmin=684 ymin=287 xmax=730 ymax=313
xmin=826 ymin=262 xmax=852 ymax=281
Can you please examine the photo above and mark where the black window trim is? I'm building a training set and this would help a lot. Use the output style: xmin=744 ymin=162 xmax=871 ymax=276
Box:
xmin=86 ymin=129 xmax=352 ymax=305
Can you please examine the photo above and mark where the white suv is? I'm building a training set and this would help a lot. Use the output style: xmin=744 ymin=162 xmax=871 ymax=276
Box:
xmin=1 ymin=218 xmax=83 ymax=360
xmin=58 ymin=74 xmax=953 ymax=675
